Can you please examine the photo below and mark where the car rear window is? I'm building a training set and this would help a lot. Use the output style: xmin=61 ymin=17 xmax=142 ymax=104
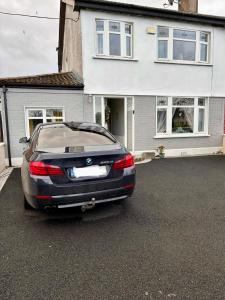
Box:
xmin=36 ymin=125 xmax=116 ymax=149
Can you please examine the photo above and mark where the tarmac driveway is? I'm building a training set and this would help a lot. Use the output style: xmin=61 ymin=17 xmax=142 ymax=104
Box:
xmin=1 ymin=156 xmax=225 ymax=300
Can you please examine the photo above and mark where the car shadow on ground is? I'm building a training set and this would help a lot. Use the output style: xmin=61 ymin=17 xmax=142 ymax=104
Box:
xmin=24 ymin=200 xmax=130 ymax=225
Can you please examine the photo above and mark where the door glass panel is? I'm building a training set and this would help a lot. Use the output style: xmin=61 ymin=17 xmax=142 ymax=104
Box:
xmin=127 ymin=97 xmax=133 ymax=151
xmin=94 ymin=97 xmax=102 ymax=125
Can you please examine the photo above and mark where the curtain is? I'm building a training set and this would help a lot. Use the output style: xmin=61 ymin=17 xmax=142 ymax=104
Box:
xmin=157 ymin=109 xmax=167 ymax=133
xmin=183 ymin=108 xmax=194 ymax=132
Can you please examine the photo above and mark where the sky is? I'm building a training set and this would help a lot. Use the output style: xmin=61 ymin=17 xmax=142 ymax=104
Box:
xmin=0 ymin=0 xmax=225 ymax=78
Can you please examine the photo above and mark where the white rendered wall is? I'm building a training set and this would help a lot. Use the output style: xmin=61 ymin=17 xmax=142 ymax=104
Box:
xmin=81 ymin=10 xmax=225 ymax=97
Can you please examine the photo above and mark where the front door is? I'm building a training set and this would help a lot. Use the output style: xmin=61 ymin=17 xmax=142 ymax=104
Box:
xmin=93 ymin=96 xmax=134 ymax=152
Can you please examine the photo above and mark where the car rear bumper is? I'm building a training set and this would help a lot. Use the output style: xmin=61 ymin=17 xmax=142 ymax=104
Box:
xmin=23 ymin=166 xmax=135 ymax=210
xmin=27 ymin=185 xmax=134 ymax=209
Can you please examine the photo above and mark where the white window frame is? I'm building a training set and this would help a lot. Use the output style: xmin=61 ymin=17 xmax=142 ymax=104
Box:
xmin=25 ymin=107 xmax=65 ymax=138
xmin=95 ymin=19 xmax=133 ymax=58
xmin=157 ymin=26 xmax=211 ymax=64
xmin=155 ymin=97 xmax=209 ymax=138
xmin=199 ymin=31 xmax=210 ymax=63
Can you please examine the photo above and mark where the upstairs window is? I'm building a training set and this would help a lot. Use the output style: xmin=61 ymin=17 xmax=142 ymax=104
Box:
xmin=96 ymin=19 xmax=133 ymax=58
xmin=157 ymin=26 xmax=210 ymax=64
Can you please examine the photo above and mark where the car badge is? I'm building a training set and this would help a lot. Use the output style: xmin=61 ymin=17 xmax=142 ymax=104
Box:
xmin=86 ymin=158 xmax=92 ymax=166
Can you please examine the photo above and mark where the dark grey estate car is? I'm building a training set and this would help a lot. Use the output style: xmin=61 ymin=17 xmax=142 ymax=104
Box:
xmin=20 ymin=122 xmax=135 ymax=211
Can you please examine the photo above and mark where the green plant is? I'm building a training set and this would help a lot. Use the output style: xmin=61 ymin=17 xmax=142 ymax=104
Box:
xmin=157 ymin=145 xmax=165 ymax=156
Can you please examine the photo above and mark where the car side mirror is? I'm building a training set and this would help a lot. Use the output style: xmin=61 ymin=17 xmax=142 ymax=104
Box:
xmin=19 ymin=137 xmax=29 ymax=144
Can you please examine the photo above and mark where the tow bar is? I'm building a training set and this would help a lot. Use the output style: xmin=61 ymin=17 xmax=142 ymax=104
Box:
xmin=81 ymin=198 xmax=96 ymax=212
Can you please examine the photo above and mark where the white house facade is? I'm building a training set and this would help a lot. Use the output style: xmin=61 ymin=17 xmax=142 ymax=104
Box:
xmin=58 ymin=0 xmax=225 ymax=157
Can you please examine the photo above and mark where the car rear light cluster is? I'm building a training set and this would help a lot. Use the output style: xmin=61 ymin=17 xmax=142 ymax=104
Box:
xmin=29 ymin=161 xmax=64 ymax=176
xmin=113 ymin=153 xmax=134 ymax=170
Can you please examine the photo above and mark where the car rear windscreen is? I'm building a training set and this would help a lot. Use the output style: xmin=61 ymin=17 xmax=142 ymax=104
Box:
xmin=36 ymin=125 xmax=116 ymax=149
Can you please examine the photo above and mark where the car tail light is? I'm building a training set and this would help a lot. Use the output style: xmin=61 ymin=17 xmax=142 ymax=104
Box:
xmin=113 ymin=153 xmax=134 ymax=170
xmin=29 ymin=161 xmax=64 ymax=176
xmin=35 ymin=195 xmax=52 ymax=200
xmin=123 ymin=184 xmax=135 ymax=189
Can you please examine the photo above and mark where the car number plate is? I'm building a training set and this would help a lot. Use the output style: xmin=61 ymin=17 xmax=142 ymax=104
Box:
xmin=72 ymin=165 xmax=107 ymax=178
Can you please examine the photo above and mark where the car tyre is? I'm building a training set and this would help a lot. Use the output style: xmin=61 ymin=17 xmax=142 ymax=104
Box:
xmin=24 ymin=196 xmax=33 ymax=210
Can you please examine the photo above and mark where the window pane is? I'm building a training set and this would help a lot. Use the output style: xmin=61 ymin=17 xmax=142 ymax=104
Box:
xmin=200 ymin=44 xmax=208 ymax=62
xmin=29 ymin=119 xmax=43 ymax=136
xmin=173 ymin=29 xmax=196 ymax=40
xmin=109 ymin=22 xmax=120 ymax=32
xmin=157 ymin=97 xmax=168 ymax=106
xmin=173 ymin=98 xmax=194 ymax=106
xmin=28 ymin=110 xmax=43 ymax=118
xmin=198 ymin=98 xmax=206 ymax=106
xmin=109 ymin=33 xmax=121 ymax=56
xmin=125 ymin=24 xmax=132 ymax=34
xmin=46 ymin=118 xmax=63 ymax=123
xmin=97 ymin=33 xmax=104 ymax=54
xmin=95 ymin=97 xmax=102 ymax=125
xmin=158 ymin=40 xmax=168 ymax=59
xmin=126 ymin=36 xmax=131 ymax=56
xmin=200 ymin=32 xmax=208 ymax=42
xmin=37 ymin=125 xmax=115 ymax=150
xmin=157 ymin=109 xmax=167 ymax=133
xmin=158 ymin=26 xmax=169 ymax=38
xmin=96 ymin=20 xmax=104 ymax=31
xmin=46 ymin=109 xmax=63 ymax=118
xmin=173 ymin=40 xmax=196 ymax=61
xmin=198 ymin=109 xmax=205 ymax=132
xmin=172 ymin=108 xmax=194 ymax=133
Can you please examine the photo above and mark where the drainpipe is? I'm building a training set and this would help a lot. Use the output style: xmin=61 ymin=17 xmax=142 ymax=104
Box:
xmin=2 ymin=86 xmax=12 ymax=167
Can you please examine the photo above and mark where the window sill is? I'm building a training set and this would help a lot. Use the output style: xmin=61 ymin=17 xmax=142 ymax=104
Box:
xmin=154 ymin=60 xmax=213 ymax=67
xmin=93 ymin=56 xmax=138 ymax=62
xmin=154 ymin=134 xmax=210 ymax=139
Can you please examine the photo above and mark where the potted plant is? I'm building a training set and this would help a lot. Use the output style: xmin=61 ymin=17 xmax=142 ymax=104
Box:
xmin=157 ymin=145 xmax=165 ymax=159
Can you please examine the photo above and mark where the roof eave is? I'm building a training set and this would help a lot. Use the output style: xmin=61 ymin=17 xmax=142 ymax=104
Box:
xmin=74 ymin=0 xmax=225 ymax=28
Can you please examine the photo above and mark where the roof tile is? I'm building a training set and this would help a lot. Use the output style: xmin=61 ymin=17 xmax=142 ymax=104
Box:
xmin=0 ymin=72 xmax=84 ymax=89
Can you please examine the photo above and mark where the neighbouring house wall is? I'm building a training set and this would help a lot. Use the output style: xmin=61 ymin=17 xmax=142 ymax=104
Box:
xmin=81 ymin=10 xmax=225 ymax=97
xmin=62 ymin=3 xmax=83 ymax=76
xmin=5 ymin=88 xmax=84 ymax=163
xmin=135 ymin=96 xmax=224 ymax=152
xmin=0 ymin=143 xmax=5 ymax=172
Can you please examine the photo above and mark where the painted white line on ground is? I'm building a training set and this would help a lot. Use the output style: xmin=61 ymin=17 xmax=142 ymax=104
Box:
xmin=135 ymin=159 xmax=152 ymax=165
xmin=0 ymin=168 xmax=13 ymax=192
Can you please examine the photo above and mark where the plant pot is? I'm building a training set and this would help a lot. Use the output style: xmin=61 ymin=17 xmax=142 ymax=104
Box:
xmin=159 ymin=153 xmax=165 ymax=159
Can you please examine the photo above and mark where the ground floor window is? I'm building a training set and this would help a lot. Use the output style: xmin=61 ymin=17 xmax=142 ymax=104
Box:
xmin=26 ymin=107 xmax=64 ymax=137
xmin=156 ymin=97 xmax=208 ymax=136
